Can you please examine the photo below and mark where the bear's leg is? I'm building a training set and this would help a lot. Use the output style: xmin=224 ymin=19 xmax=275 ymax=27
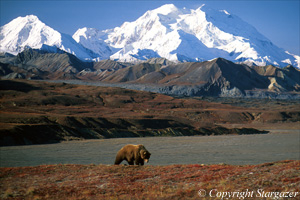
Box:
xmin=140 ymin=160 xmax=144 ymax=166
xmin=127 ymin=160 xmax=134 ymax=165
xmin=114 ymin=158 xmax=123 ymax=165
xmin=114 ymin=154 xmax=124 ymax=165
xmin=135 ymin=159 xmax=144 ymax=166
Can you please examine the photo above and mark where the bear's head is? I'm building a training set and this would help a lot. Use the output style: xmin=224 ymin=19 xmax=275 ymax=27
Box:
xmin=140 ymin=149 xmax=151 ymax=163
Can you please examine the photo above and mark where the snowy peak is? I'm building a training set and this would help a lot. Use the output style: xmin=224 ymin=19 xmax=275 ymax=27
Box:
xmin=96 ymin=4 xmax=298 ymax=67
xmin=21 ymin=14 xmax=41 ymax=23
xmin=73 ymin=27 xmax=106 ymax=42
xmin=152 ymin=4 xmax=179 ymax=15
xmin=1 ymin=5 xmax=299 ymax=68
xmin=0 ymin=15 xmax=61 ymax=53
xmin=138 ymin=4 xmax=183 ymax=24
xmin=0 ymin=15 xmax=97 ymax=60
xmin=72 ymin=27 xmax=114 ymax=60
xmin=15 ymin=14 xmax=40 ymax=23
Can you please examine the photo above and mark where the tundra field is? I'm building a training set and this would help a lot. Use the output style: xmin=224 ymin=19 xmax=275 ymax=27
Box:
xmin=1 ymin=160 xmax=300 ymax=199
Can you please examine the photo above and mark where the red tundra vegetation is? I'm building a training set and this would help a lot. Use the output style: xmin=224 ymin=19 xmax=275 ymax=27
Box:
xmin=0 ymin=160 xmax=299 ymax=199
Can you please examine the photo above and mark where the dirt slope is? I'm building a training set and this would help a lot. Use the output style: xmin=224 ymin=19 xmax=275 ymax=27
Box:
xmin=0 ymin=79 xmax=299 ymax=145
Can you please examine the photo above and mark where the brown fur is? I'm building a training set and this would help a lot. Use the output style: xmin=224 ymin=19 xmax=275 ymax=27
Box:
xmin=114 ymin=144 xmax=151 ymax=165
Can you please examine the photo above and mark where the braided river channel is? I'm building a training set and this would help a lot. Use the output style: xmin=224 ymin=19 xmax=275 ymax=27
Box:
xmin=1 ymin=130 xmax=299 ymax=167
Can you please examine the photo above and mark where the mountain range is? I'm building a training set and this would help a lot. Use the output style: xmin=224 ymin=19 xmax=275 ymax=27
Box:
xmin=1 ymin=48 xmax=299 ymax=98
xmin=0 ymin=4 xmax=299 ymax=68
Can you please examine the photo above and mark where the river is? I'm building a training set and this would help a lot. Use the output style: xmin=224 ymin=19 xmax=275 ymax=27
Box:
xmin=0 ymin=130 xmax=299 ymax=167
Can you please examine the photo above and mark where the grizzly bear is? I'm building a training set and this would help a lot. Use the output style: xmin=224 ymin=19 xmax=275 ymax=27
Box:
xmin=114 ymin=144 xmax=151 ymax=165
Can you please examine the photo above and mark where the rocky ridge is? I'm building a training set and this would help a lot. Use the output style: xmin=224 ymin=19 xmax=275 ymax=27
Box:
xmin=1 ymin=50 xmax=299 ymax=99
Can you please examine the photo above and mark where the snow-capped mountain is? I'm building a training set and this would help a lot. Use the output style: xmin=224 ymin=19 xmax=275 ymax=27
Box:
xmin=73 ymin=27 xmax=116 ymax=60
xmin=1 ymin=4 xmax=299 ymax=68
xmin=0 ymin=15 xmax=98 ymax=60
xmin=74 ymin=4 xmax=299 ymax=67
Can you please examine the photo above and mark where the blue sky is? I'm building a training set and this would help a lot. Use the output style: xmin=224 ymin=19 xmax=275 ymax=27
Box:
xmin=1 ymin=0 xmax=299 ymax=55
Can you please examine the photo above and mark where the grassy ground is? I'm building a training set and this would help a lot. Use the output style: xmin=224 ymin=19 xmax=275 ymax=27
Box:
xmin=0 ymin=160 xmax=299 ymax=199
